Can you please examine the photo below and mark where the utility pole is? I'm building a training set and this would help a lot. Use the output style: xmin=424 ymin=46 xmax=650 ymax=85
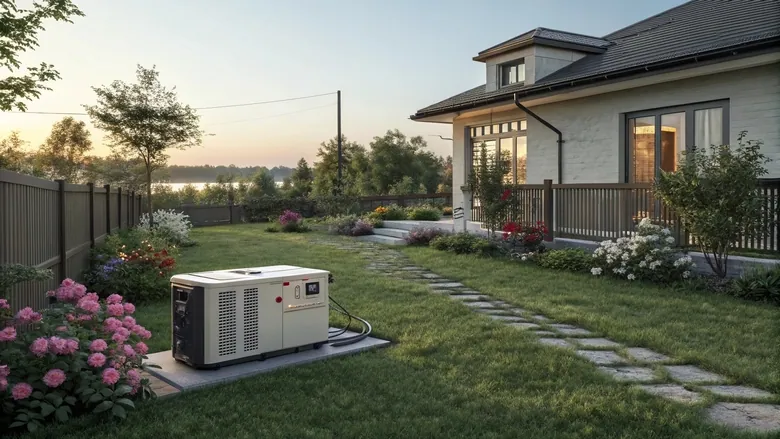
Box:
xmin=337 ymin=90 xmax=342 ymax=193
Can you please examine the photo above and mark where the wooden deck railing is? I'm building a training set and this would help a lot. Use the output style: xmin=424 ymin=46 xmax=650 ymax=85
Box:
xmin=471 ymin=179 xmax=780 ymax=252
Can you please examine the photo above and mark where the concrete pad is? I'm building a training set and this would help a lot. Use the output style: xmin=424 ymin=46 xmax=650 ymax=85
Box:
xmin=509 ymin=322 xmax=541 ymax=330
xmin=430 ymin=282 xmax=466 ymax=289
xmin=598 ymin=367 xmax=656 ymax=382
xmin=639 ymin=385 xmax=704 ymax=404
xmin=707 ymin=403 xmax=780 ymax=433
xmin=625 ymin=347 xmax=671 ymax=363
xmin=664 ymin=365 xmax=726 ymax=384
xmin=538 ymin=338 xmax=572 ymax=348
xmin=703 ymin=386 xmax=775 ymax=400
xmin=143 ymin=330 xmax=390 ymax=391
xmin=575 ymin=350 xmax=627 ymax=365
xmin=574 ymin=338 xmax=621 ymax=349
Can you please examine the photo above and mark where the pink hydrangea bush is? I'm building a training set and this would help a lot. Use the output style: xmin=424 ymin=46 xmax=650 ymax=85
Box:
xmin=0 ymin=279 xmax=156 ymax=432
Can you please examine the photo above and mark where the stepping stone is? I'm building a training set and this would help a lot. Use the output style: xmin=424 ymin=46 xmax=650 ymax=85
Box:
xmin=488 ymin=315 xmax=528 ymax=322
xmin=448 ymin=294 xmax=485 ymax=301
xmin=598 ymin=367 xmax=656 ymax=382
xmin=463 ymin=301 xmax=499 ymax=309
xmin=639 ymin=385 xmax=704 ymax=404
xmin=574 ymin=338 xmax=621 ymax=349
xmin=549 ymin=324 xmax=592 ymax=336
xmin=707 ymin=403 xmax=780 ymax=433
xmin=531 ymin=315 xmax=550 ymax=322
xmin=664 ymin=365 xmax=726 ymax=384
xmin=491 ymin=301 xmax=509 ymax=307
xmin=505 ymin=308 xmax=527 ymax=314
xmin=420 ymin=273 xmax=442 ymax=279
xmin=508 ymin=322 xmax=540 ymax=330
xmin=575 ymin=350 xmax=627 ymax=365
xmin=538 ymin=337 xmax=572 ymax=348
xmin=458 ymin=290 xmax=481 ymax=295
xmin=703 ymin=386 xmax=775 ymax=400
xmin=625 ymin=348 xmax=671 ymax=363
xmin=532 ymin=330 xmax=557 ymax=336
xmin=430 ymin=282 xmax=466 ymax=289
xmin=400 ymin=266 xmax=423 ymax=270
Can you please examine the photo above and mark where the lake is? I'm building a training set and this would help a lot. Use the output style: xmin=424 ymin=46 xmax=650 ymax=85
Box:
xmin=157 ymin=182 xmax=283 ymax=191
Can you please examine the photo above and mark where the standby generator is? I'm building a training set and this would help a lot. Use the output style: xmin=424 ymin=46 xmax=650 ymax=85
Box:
xmin=169 ymin=265 xmax=330 ymax=369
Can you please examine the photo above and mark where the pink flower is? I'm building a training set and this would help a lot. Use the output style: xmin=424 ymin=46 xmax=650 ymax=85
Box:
xmin=61 ymin=278 xmax=75 ymax=288
xmin=30 ymin=337 xmax=49 ymax=357
xmin=107 ymin=303 xmax=124 ymax=317
xmin=141 ymin=329 xmax=152 ymax=340
xmin=112 ymin=327 xmax=130 ymax=344
xmin=127 ymin=369 xmax=141 ymax=392
xmin=11 ymin=382 xmax=32 ymax=400
xmin=15 ymin=307 xmax=42 ymax=323
xmin=0 ymin=327 xmax=16 ymax=342
xmin=134 ymin=341 xmax=149 ymax=356
xmin=90 ymin=339 xmax=108 ymax=352
xmin=104 ymin=317 xmax=123 ymax=332
xmin=48 ymin=336 xmax=68 ymax=354
xmin=122 ymin=316 xmax=136 ymax=328
xmin=110 ymin=357 xmax=126 ymax=368
xmin=66 ymin=313 xmax=76 ymax=322
xmin=106 ymin=294 xmax=123 ymax=304
xmin=78 ymin=314 xmax=93 ymax=322
xmin=0 ymin=379 xmax=6 ymax=392
xmin=46 ymin=290 xmax=56 ymax=298
xmin=87 ymin=353 xmax=106 ymax=368
xmin=42 ymin=369 xmax=66 ymax=388
xmin=0 ymin=299 xmax=9 ymax=309
xmin=73 ymin=283 xmax=87 ymax=298
xmin=77 ymin=298 xmax=100 ymax=313
xmin=131 ymin=324 xmax=145 ymax=336
xmin=102 ymin=367 xmax=120 ymax=385
xmin=65 ymin=338 xmax=79 ymax=354
xmin=123 ymin=303 xmax=135 ymax=314
xmin=123 ymin=344 xmax=136 ymax=357
xmin=0 ymin=365 xmax=9 ymax=378
xmin=56 ymin=326 xmax=68 ymax=332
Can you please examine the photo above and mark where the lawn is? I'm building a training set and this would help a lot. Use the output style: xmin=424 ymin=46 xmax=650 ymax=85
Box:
xmin=28 ymin=225 xmax=775 ymax=438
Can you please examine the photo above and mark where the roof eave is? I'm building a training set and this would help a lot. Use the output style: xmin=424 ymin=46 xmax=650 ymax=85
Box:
xmin=473 ymin=37 xmax=607 ymax=62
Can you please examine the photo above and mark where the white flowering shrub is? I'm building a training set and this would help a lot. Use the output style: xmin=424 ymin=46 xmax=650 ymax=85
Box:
xmin=591 ymin=218 xmax=695 ymax=283
xmin=138 ymin=209 xmax=193 ymax=245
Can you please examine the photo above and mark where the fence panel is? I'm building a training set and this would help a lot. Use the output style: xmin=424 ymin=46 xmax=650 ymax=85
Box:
xmin=182 ymin=205 xmax=232 ymax=227
xmin=109 ymin=190 xmax=119 ymax=233
xmin=359 ymin=193 xmax=452 ymax=212
xmin=64 ymin=185 xmax=92 ymax=280
xmin=93 ymin=186 xmax=108 ymax=239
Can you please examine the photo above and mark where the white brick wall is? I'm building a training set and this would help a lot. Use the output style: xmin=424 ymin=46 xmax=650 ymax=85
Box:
xmin=526 ymin=62 xmax=780 ymax=183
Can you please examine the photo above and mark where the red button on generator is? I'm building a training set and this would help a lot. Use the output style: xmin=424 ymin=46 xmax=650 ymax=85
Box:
xmin=275 ymin=296 xmax=282 ymax=303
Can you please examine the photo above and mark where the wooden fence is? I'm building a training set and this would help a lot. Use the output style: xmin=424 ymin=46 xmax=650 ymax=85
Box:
xmin=180 ymin=204 xmax=246 ymax=227
xmin=0 ymin=170 xmax=144 ymax=312
xmin=471 ymin=179 xmax=780 ymax=252
xmin=358 ymin=193 xmax=452 ymax=212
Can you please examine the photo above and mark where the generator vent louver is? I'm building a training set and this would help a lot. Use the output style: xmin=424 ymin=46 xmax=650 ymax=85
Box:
xmin=243 ymin=288 xmax=259 ymax=352
xmin=217 ymin=291 xmax=237 ymax=356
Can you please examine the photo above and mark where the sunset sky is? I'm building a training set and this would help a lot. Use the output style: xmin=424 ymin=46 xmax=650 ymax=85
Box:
xmin=1 ymin=0 xmax=684 ymax=167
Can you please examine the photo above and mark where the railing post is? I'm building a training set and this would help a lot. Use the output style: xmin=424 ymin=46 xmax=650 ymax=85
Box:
xmin=543 ymin=179 xmax=554 ymax=242
xmin=56 ymin=180 xmax=67 ymax=281
xmin=130 ymin=191 xmax=135 ymax=226
xmin=117 ymin=187 xmax=123 ymax=230
xmin=104 ymin=184 xmax=111 ymax=235
xmin=88 ymin=182 xmax=95 ymax=247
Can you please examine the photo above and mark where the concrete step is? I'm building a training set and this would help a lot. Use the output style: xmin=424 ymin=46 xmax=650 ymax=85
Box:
xmin=374 ymin=228 xmax=409 ymax=239
xmin=382 ymin=220 xmax=423 ymax=231
xmin=355 ymin=234 xmax=407 ymax=246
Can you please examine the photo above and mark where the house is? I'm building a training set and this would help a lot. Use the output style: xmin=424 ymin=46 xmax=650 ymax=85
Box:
xmin=411 ymin=0 xmax=780 ymax=232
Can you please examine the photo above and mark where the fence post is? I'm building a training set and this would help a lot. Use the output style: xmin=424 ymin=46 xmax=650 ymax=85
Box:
xmin=228 ymin=191 xmax=235 ymax=224
xmin=118 ymin=187 xmax=124 ymax=229
xmin=129 ymin=191 xmax=135 ymax=226
xmin=104 ymin=184 xmax=111 ymax=235
xmin=56 ymin=180 xmax=67 ymax=281
xmin=543 ymin=179 xmax=554 ymax=242
xmin=88 ymin=183 xmax=95 ymax=247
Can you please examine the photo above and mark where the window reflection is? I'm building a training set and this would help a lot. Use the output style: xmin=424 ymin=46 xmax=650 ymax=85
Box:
xmin=630 ymin=116 xmax=655 ymax=183
xmin=500 ymin=138 xmax=513 ymax=184
xmin=695 ymin=108 xmax=723 ymax=151
xmin=660 ymin=112 xmax=685 ymax=173
xmin=516 ymin=136 xmax=527 ymax=184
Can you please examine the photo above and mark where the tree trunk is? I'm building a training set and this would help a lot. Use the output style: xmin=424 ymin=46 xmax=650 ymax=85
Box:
xmin=146 ymin=167 xmax=154 ymax=227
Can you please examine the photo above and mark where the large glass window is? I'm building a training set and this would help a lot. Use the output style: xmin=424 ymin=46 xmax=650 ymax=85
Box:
xmin=516 ymin=136 xmax=527 ymax=184
xmin=625 ymin=100 xmax=728 ymax=182
xmin=500 ymin=60 xmax=525 ymax=87
xmin=469 ymin=119 xmax=527 ymax=184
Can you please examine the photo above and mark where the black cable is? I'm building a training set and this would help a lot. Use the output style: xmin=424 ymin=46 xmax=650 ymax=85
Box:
xmin=327 ymin=295 xmax=372 ymax=347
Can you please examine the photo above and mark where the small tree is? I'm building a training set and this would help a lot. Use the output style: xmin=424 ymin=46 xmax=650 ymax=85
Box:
xmin=654 ymin=131 xmax=772 ymax=277
xmin=468 ymin=142 xmax=510 ymax=236
xmin=36 ymin=116 xmax=92 ymax=182
xmin=84 ymin=65 xmax=203 ymax=225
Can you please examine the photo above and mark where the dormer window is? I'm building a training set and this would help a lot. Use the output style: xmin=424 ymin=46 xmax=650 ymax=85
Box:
xmin=500 ymin=59 xmax=525 ymax=87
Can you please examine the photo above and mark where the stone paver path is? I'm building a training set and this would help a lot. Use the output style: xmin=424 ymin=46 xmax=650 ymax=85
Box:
xmin=315 ymin=237 xmax=780 ymax=433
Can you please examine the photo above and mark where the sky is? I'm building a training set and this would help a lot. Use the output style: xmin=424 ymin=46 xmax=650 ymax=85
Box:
xmin=1 ymin=0 xmax=686 ymax=168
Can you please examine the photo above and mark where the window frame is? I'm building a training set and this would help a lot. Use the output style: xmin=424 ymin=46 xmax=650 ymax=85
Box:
xmin=623 ymin=99 xmax=730 ymax=183
xmin=469 ymin=120 xmax=528 ymax=184
xmin=499 ymin=59 xmax=525 ymax=88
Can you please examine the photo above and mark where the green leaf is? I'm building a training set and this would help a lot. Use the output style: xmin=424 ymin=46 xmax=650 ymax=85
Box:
xmin=100 ymin=387 xmax=114 ymax=397
xmin=27 ymin=421 xmax=39 ymax=433
xmin=32 ymin=391 xmax=44 ymax=400
xmin=53 ymin=361 xmax=69 ymax=371
xmin=115 ymin=398 xmax=135 ymax=409
xmin=111 ymin=404 xmax=127 ymax=419
xmin=82 ymin=388 xmax=96 ymax=397
xmin=93 ymin=400 xmax=113 ymax=413
xmin=64 ymin=396 xmax=77 ymax=406
xmin=89 ymin=393 xmax=104 ymax=403
xmin=15 ymin=413 xmax=29 ymax=422
xmin=55 ymin=406 xmax=71 ymax=422
xmin=9 ymin=421 xmax=25 ymax=429
xmin=114 ymin=385 xmax=133 ymax=397
xmin=40 ymin=402 xmax=56 ymax=417
xmin=27 ymin=400 xmax=41 ymax=408
xmin=45 ymin=393 xmax=63 ymax=407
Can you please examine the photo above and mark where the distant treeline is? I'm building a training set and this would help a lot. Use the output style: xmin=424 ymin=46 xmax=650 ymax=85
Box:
xmin=166 ymin=165 xmax=294 ymax=183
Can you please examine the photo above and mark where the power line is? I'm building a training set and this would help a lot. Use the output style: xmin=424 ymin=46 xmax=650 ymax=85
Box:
xmin=204 ymin=103 xmax=336 ymax=127
xmin=4 ymin=91 xmax=338 ymax=115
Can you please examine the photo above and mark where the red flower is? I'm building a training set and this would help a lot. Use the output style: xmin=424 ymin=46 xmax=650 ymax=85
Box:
xmin=501 ymin=189 xmax=511 ymax=201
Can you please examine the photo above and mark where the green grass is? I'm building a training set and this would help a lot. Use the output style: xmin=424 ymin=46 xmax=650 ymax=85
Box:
xmin=403 ymin=246 xmax=780 ymax=394
xmin=29 ymin=225 xmax=775 ymax=438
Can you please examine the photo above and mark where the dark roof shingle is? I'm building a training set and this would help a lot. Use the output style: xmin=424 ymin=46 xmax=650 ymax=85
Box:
xmin=413 ymin=0 xmax=780 ymax=119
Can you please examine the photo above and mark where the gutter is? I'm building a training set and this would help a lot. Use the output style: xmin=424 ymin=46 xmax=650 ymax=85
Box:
xmin=411 ymin=37 xmax=780 ymax=120
xmin=513 ymin=93 xmax=564 ymax=184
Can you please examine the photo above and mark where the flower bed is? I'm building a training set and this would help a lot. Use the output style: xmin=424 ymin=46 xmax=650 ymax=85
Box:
xmin=1 ymin=279 xmax=155 ymax=433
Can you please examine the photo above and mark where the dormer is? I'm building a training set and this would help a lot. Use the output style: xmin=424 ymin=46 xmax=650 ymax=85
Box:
xmin=474 ymin=27 xmax=612 ymax=92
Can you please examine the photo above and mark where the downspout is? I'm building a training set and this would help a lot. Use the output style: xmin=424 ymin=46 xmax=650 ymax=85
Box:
xmin=513 ymin=93 xmax=564 ymax=184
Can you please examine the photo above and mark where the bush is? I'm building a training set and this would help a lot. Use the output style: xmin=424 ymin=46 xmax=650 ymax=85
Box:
xmin=442 ymin=207 xmax=453 ymax=216
xmin=0 ymin=265 xmax=52 ymax=296
xmin=278 ymin=210 xmax=310 ymax=233
xmin=363 ymin=214 xmax=384 ymax=228
xmin=430 ymin=232 xmax=498 ymax=256
xmin=243 ymin=196 xmax=317 ymax=222
xmin=265 ymin=225 xmax=279 ymax=233
xmin=327 ymin=215 xmax=374 ymax=236
xmin=382 ymin=205 xmax=408 ymax=221
xmin=591 ymin=218 xmax=695 ymax=283
xmin=350 ymin=219 xmax=374 ymax=236
xmin=501 ymin=221 xmax=547 ymax=253
xmin=405 ymin=227 xmax=448 ymax=246
xmin=84 ymin=236 xmax=176 ymax=304
xmin=730 ymin=265 xmax=780 ymax=305
xmin=537 ymin=248 xmax=592 ymax=272
xmin=138 ymin=209 xmax=193 ymax=246
xmin=312 ymin=195 xmax=360 ymax=218
xmin=0 ymin=279 xmax=155 ymax=433
xmin=407 ymin=207 xmax=442 ymax=221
